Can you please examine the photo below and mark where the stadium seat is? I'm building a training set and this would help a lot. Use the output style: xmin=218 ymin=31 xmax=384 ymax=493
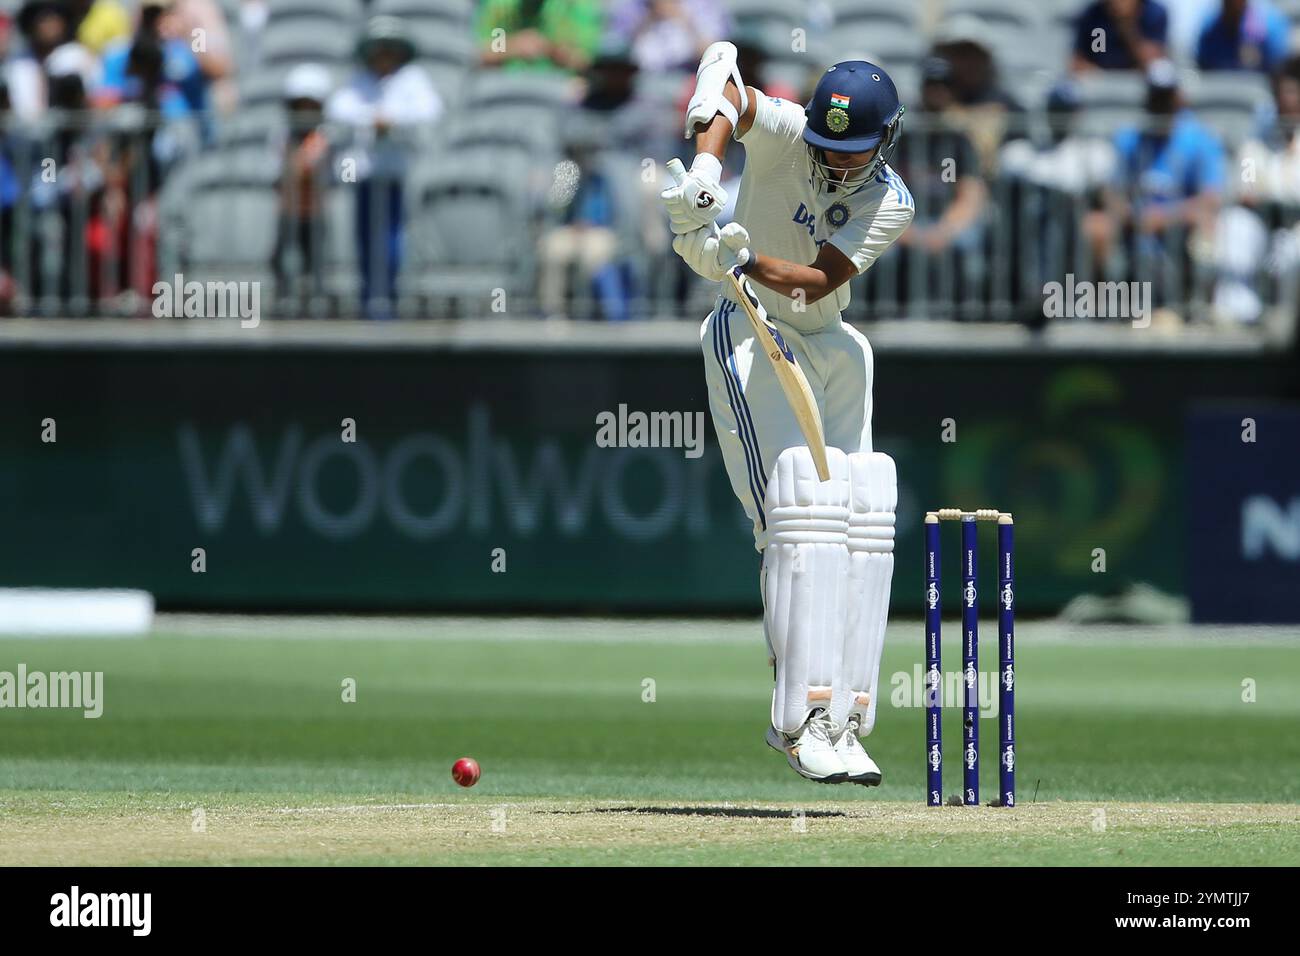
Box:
xmin=163 ymin=144 xmax=368 ymax=312
xmin=215 ymin=105 xmax=286 ymax=151
xmin=420 ymin=63 xmax=470 ymax=105
xmin=260 ymin=24 xmax=354 ymax=68
xmin=826 ymin=23 xmax=925 ymax=80
xmin=942 ymin=0 xmax=1044 ymax=35
xmin=465 ymin=69 xmax=577 ymax=113
xmin=988 ymin=40 xmax=1067 ymax=108
xmin=634 ymin=70 xmax=689 ymax=110
xmin=158 ymin=149 xmax=280 ymax=292
xmin=737 ymin=16 xmax=830 ymax=72
xmin=726 ymin=0 xmax=810 ymax=33
xmin=1041 ymin=6 xmax=1079 ymax=72
xmin=409 ymin=31 xmax=477 ymax=101
xmin=1189 ymin=72 xmax=1272 ymax=144
xmin=239 ymin=69 xmax=287 ymax=109
xmin=827 ymin=0 xmax=919 ymax=32
xmin=1072 ymin=70 xmax=1146 ymax=137
xmin=936 ymin=0 xmax=1052 ymax=98
xmin=167 ymin=147 xmax=280 ymax=195
xmin=440 ymin=110 xmax=560 ymax=163
xmin=1039 ymin=0 xmax=1087 ymax=19
xmin=266 ymin=0 xmax=363 ymax=28
xmin=403 ymin=159 xmax=534 ymax=305
xmin=372 ymin=0 xmax=474 ymax=28
xmin=410 ymin=28 xmax=477 ymax=67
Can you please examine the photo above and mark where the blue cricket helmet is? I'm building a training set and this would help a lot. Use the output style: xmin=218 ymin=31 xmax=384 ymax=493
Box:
xmin=803 ymin=60 xmax=904 ymax=188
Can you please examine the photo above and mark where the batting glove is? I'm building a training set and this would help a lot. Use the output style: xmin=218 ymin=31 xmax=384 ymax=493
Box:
xmin=717 ymin=222 xmax=752 ymax=272
xmin=672 ymin=223 xmax=752 ymax=282
xmin=660 ymin=157 xmax=728 ymax=236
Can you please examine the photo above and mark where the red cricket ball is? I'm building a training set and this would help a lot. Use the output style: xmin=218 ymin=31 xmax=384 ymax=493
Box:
xmin=452 ymin=757 xmax=480 ymax=788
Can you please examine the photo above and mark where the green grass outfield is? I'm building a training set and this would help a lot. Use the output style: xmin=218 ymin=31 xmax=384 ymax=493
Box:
xmin=0 ymin=616 xmax=1297 ymax=865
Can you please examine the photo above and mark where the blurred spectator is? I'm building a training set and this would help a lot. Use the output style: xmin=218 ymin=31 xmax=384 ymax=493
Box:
xmin=93 ymin=1 xmax=236 ymax=115
xmin=1002 ymin=81 xmax=1119 ymax=316
xmin=1237 ymin=56 xmax=1300 ymax=203
xmin=98 ymin=1 xmax=207 ymax=118
xmin=1231 ymin=55 xmax=1300 ymax=317
xmin=555 ymin=50 xmax=673 ymax=321
xmin=1206 ymin=207 xmax=1271 ymax=322
xmin=1111 ymin=61 xmax=1225 ymax=222
xmin=169 ymin=0 xmax=235 ymax=112
xmin=97 ymin=0 xmax=212 ymax=167
xmin=43 ymin=29 xmax=100 ymax=97
xmin=1072 ymin=0 xmax=1169 ymax=72
xmin=581 ymin=43 xmax=639 ymax=112
xmin=476 ymin=0 xmax=603 ymax=75
xmin=604 ymin=0 xmax=728 ymax=74
xmin=1086 ymin=60 xmax=1224 ymax=308
xmin=1195 ymin=0 xmax=1289 ymax=73
xmin=933 ymin=20 xmax=1019 ymax=111
xmin=930 ymin=19 xmax=1026 ymax=173
xmin=579 ymin=44 xmax=660 ymax=150
xmin=327 ymin=16 xmax=442 ymax=320
xmin=0 ymin=69 xmax=18 ymax=309
xmin=67 ymin=0 xmax=130 ymax=54
xmin=894 ymin=58 xmax=987 ymax=257
xmin=5 ymin=3 xmax=108 ymax=308
xmin=89 ymin=15 xmax=179 ymax=312
xmin=274 ymin=64 xmax=333 ymax=313
xmin=881 ymin=56 xmax=987 ymax=315
xmin=538 ymin=137 xmax=626 ymax=320
xmin=1002 ymin=82 xmax=1118 ymax=196
xmin=8 ymin=0 xmax=89 ymax=121
xmin=21 ymin=39 xmax=105 ymax=307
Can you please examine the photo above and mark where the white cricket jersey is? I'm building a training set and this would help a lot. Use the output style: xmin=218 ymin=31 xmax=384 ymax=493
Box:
xmin=730 ymin=93 xmax=914 ymax=333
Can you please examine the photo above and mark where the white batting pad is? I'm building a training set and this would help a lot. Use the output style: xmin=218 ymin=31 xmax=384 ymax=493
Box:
xmin=838 ymin=452 xmax=897 ymax=735
xmin=763 ymin=446 xmax=850 ymax=734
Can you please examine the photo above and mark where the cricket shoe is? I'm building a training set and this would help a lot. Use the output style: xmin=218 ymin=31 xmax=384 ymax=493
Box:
xmin=832 ymin=714 xmax=882 ymax=786
xmin=765 ymin=707 xmax=848 ymax=783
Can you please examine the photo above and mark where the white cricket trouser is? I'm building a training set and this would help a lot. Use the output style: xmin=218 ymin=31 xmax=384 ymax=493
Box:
xmin=700 ymin=294 xmax=875 ymax=551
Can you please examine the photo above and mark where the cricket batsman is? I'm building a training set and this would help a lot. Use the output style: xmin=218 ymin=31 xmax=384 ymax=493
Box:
xmin=661 ymin=45 xmax=913 ymax=784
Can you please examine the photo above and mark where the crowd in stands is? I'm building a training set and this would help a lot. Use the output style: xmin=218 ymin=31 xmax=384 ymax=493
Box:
xmin=0 ymin=0 xmax=1297 ymax=327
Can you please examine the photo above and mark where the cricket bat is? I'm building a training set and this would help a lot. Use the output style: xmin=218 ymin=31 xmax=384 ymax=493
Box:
xmin=667 ymin=159 xmax=831 ymax=481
